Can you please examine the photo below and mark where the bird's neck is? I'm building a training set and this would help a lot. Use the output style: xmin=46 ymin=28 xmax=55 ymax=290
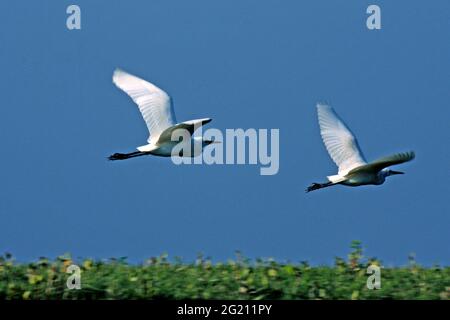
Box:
xmin=378 ymin=170 xmax=389 ymax=181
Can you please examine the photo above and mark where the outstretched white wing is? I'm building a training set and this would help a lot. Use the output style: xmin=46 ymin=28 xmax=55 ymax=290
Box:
xmin=113 ymin=69 xmax=177 ymax=143
xmin=348 ymin=151 xmax=415 ymax=175
xmin=317 ymin=103 xmax=367 ymax=175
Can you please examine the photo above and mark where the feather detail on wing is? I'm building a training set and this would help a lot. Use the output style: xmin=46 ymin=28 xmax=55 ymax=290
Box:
xmin=113 ymin=69 xmax=177 ymax=143
xmin=317 ymin=103 xmax=367 ymax=175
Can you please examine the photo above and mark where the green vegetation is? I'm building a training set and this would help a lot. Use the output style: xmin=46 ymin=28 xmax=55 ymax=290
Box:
xmin=0 ymin=242 xmax=449 ymax=300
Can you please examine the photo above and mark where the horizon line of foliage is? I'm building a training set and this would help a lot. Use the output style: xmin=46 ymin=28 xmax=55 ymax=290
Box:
xmin=0 ymin=241 xmax=449 ymax=300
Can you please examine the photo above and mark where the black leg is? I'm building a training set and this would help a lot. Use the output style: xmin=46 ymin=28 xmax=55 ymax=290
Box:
xmin=305 ymin=181 xmax=333 ymax=193
xmin=108 ymin=151 xmax=146 ymax=161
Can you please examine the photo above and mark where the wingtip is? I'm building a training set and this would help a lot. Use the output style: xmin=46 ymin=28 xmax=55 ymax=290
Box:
xmin=401 ymin=151 xmax=416 ymax=161
xmin=113 ymin=68 xmax=125 ymax=79
xmin=316 ymin=101 xmax=331 ymax=109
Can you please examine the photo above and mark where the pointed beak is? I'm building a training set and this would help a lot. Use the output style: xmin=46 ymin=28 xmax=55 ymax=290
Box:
xmin=204 ymin=139 xmax=221 ymax=145
xmin=390 ymin=170 xmax=404 ymax=175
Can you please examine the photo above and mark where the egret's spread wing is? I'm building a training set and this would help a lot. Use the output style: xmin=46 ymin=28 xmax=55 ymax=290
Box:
xmin=157 ymin=118 xmax=212 ymax=144
xmin=113 ymin=69 xmax=177 ymax=143
xmin=317 ymin=104 xmax=367 ymax=175
xmin=348 ymin=151 xmax=415 ymax=175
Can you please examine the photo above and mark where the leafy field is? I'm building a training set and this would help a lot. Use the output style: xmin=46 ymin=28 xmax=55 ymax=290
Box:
xmin=1 ymin=242 xmax=449 ymax=300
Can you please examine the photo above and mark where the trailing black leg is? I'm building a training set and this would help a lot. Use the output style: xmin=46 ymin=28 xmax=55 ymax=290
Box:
xmin=108 ymin=151 xmax=147 ymax=161
xmin=305 ymin=181 xmax=334 ymax=193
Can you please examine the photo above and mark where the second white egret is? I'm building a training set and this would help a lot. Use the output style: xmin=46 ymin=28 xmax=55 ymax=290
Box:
xmin=306 ymin=104 xmax=415 ymax=192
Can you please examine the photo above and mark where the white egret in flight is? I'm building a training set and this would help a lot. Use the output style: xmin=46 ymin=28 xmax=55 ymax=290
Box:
xmin=109 ymin=69 xmax=216 ymax=160
xmin=306 ymin=104 xmax=415 ymax=192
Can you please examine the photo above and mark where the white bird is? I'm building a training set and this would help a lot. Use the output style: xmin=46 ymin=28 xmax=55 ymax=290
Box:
xmin=306 ymin=103 xmax=415 ymax=192
xmin=109 ymin=69 xmax=216 ymax=160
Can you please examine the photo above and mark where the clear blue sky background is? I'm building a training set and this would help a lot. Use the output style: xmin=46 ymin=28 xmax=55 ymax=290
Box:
xmin=0 ymin=1 xmax=448 ymax=266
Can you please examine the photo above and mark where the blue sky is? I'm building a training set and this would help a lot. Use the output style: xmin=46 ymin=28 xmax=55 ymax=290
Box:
xmin=0 ymin=0 xmax=449 ymax=266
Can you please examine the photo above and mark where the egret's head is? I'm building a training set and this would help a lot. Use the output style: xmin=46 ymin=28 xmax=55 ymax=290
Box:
xmin=387 ymin=170 xmax=404 ymax=176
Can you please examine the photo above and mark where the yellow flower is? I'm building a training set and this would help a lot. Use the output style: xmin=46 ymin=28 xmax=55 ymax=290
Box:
xmin=28 ymin=274 xmax=43 ymax=285
xmin=239 ymin=286 xmax=248 ymax=293
xmin=351 ymin=290 xmax=359 ymax=300
xmin=83 ymin=260 xmax=93 ymax=270
xmin=268 ymin=269 xmax=277 ymax=277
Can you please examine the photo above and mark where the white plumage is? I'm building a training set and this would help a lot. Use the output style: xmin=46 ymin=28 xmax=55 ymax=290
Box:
xmin=109 ymin=69 xmax=215 ymax=160
xmin=317 ymin=104 xmax=367 ymax=176
xmin=112 ymin=69 xmax=177 ymax=144
xmin=307 ymin=103 xmax=415 ymax=192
